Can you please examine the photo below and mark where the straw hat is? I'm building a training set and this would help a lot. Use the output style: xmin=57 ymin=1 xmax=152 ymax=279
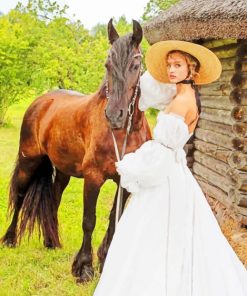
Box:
xmin=145 ymin=40 xmax=222 ymax=85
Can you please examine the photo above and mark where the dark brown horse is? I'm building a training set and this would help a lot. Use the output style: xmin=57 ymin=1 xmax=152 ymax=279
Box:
xmin=1 ymin=19 xmax=151 ymax=283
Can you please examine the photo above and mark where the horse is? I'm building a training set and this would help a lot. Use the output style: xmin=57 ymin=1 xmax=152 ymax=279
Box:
xmin=1 ymin=19 xmax=151 ymax=283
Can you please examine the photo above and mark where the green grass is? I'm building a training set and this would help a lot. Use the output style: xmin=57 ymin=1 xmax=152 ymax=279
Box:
xmin=0 ymin=97 xmax=156 ymax=296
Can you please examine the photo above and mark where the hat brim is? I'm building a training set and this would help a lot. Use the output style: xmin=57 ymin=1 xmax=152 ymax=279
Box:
xmin=145 ymin=40 xmax=222 ymax=85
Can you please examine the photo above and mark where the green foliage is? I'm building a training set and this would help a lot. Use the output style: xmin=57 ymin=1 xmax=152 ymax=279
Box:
xmin=0 ymin=0 xmax=108 ymax=124
xmin=142 ymin=0 xmax=180 ymax=21
xmin=0 ymin=0 xmax=162 ymax=125
xmin=0 ymin=11 xmax=36 ymax=123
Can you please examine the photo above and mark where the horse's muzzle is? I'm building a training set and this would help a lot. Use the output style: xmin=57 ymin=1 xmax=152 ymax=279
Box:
xmin=105 ymin=109 xmax=125 ymax=129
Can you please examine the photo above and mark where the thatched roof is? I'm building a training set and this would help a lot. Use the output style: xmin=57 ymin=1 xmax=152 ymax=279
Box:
xmin=143 ymin=0 xmax=247 ymax=44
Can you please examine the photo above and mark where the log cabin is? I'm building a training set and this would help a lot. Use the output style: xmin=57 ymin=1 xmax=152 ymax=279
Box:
xmin=143 ymin=0 xmax=247 ymax=226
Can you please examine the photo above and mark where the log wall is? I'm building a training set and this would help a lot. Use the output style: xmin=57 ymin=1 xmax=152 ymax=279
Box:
xmin=190 ymin=39 xmax=247 ymax=226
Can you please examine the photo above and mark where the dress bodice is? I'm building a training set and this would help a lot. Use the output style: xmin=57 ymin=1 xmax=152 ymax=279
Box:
xmin=153 ymin=111 xmax=193 ymax=150
xmin=115 ymin=112 xmax=193 ymax=193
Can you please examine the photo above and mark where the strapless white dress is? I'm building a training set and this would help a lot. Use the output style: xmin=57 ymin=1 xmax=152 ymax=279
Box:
xmin=93 ymin=111 xmax=247 ymax=296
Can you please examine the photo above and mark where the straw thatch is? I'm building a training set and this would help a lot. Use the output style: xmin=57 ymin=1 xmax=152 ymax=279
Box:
xmin=144 ymin=0 xmax=247 ymax=44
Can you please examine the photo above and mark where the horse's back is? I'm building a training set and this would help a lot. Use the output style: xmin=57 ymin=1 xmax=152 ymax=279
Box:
xmin=20 ymin=89 xmax=96 ymax=157
xmin=24 ymin=89 xmax=95 ymax=122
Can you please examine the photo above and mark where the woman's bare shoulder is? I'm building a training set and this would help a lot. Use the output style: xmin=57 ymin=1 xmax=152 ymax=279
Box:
xmin=173 ymin=93 xmax=195 ymax=103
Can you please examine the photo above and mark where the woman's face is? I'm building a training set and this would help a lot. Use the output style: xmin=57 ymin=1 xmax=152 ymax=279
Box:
xmin=166 ymin=52 xmax=189 ymax=83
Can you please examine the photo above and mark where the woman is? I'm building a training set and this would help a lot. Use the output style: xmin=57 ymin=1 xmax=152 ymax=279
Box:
xmin=94 ymin=40 xmax=247 ymax=295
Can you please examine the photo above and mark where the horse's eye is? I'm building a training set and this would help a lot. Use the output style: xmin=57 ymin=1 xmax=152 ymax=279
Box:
xmin=130 ymin=64 xmax=139 ymax=72
xmin=105 ymin=62 xmax=110 ymax=70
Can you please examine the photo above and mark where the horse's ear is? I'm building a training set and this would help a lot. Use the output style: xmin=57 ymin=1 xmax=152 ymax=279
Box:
xmin=131 ymin=20 xmax=143 ymax=46
xmin=108 ymin=18 xmax=119 ymax=45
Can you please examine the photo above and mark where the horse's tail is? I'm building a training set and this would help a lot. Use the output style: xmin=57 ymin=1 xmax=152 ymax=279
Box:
xmin=8 ymin=158 xmax=21 ymax=214
xmin=18 ymin=156 xmax=61 ymax=247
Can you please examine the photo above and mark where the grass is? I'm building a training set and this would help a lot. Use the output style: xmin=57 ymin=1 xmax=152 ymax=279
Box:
xmin=2 ymin=97 xmax=245 ymax=295
xmin=0 ymin=97 xmax=157 ymax=296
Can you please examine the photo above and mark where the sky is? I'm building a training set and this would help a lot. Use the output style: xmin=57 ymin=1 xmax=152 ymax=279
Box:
xmin=1 ymin=0 xmax=150 ymax=29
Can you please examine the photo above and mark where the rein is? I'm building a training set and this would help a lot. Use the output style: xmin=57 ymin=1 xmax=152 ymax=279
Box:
xmin=105 ymin=52 xmax=142 ymax=229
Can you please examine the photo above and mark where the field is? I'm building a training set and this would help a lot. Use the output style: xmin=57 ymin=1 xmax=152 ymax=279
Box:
xmin=0 ymin=96 xmax=156 ymax=296
xmin=0 ymin=97 xmax=246 ymax=296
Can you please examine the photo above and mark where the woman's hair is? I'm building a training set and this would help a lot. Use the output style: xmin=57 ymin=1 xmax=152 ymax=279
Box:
xmin=167 ymin=50 xmax=201 ymax=114
xmin=167 ymin=50 xmax=200 ymax=80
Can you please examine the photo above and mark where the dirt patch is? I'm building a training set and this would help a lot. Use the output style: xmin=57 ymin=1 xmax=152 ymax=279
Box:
xmin=206 ymin=195 xmax=247 ymax=268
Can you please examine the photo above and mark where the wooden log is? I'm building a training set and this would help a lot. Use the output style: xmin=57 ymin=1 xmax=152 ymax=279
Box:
xmin=227 ymin=169 xmax=247 ymax=191
xmin=228 ymin=151 xmax=247 ymax=171
xmin=232 ymin=122 xmax=247 ymax=137
xmin=201 ymin=96 xmax=233 ymax=111
xmin=199 ymin=82 xmax=232 ymax=97
xmin=236 ymin=206 xmax=247 ymax=218
xmin=198 ymin=119 xmax=234 ymax=137
xmin=195 ymin=128 xmax=233 ymax=150
xmin=194 ymin=174 xmax=233 ymax=208
xmin=240 ymin=215 xmax=247 ymax=225
xmin=231 ymin=106 xmax=247 ymax=122
xmin=232 ymin=137 xmax=247 ymax=153
xmin=217 ymin=70 xmax=235 ymax=83
xmin=200 ymin=107 xmax=233 ymax=125
xmin=229 ymin=88 xmax=247 ymax=106
xmin=212 ymin=44 xmax=237 ymax=59
xmin=221 ymin=57 xmax=237 ymax=71
xmin=231 ymin=72 xmax=247 ymax=89
xmin=228 ymin=188 xmax=247 ymax=207
xmin=194 ymin=139 xmax=232 ymax=163
xmin=235 ymin=58 xmax=247 ymax=72
xmin=237 ymin=41 xmax=247 ymax=59
xmin=193 ymin=161 xmax=229 ymax=193
xmin=194 ymin=150 xmax=230 ymax=176
xmin=203 ymin=39 xmax=237 ymax=49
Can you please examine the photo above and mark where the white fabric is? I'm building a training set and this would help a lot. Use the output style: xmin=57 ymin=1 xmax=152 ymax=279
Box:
xmin=139 ymin=71 xmax=176 ymax=111
xmin=94 ymin=112 xmax=247 ymax=296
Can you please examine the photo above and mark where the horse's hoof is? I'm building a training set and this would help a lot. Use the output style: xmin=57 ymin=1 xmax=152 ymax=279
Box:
xmin=72 ymin=262 xmax=94 ymax=283
xmin=1 ymin=232 xmax=17 ymax=247
xmin=43 ymin=238 xmax=61 ymax=249
xmin=76 ymin=266 xmax=94 ymax=283
xmin=99 ymin=261 xmax=105 ymax=274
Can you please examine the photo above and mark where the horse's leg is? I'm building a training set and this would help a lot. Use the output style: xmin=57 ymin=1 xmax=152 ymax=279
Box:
xmin=97 ymin=186 xmax=130 ymax=272
xmin=72 ymin=177 xmax=103 ymax=283
xmin=1 ymin=156 xmax=42 ymax=247
xmin=42 ymin=169 xmax=70 ymax=248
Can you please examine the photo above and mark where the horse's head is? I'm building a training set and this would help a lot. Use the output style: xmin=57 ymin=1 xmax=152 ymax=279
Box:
xmin=104 ymin=19 xmax=143 ymax=129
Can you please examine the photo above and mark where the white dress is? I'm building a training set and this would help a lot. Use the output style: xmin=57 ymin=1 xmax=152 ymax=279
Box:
xmin=93 ymin=72 xmax=247 ymax=296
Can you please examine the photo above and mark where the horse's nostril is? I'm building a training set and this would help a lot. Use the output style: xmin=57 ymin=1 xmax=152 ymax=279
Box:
xmin=119 ymin=109 xmax=123 ymax=118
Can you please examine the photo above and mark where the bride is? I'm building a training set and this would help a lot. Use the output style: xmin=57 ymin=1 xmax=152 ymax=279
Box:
xmin=93 ymin=40 xmax=247 ymax=296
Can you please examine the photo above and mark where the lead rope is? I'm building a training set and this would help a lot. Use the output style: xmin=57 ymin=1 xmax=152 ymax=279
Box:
xmin=105 ymin=51 xmax=142 ymax=230
xmin=111 ymin=78 xmax=140 ymax=230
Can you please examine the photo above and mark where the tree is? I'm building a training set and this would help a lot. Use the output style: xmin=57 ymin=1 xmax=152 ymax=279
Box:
xmin=0 ymin=4 xmax=147 ymax=124
xmin=142 ymin=0 xmax=179 ymax=21
xmin=0 ymin=10 xmax=38 ymax=124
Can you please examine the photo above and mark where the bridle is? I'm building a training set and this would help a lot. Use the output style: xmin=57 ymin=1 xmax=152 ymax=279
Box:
xmin=105 ymin=52 xmax=142 ymax=133
xmin=105 ymin=51 xmax=143 ymax=228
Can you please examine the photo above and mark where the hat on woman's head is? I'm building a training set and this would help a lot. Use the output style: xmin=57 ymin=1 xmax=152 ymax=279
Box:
xmin=145 ymin=40 xmax=222 ymax=85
